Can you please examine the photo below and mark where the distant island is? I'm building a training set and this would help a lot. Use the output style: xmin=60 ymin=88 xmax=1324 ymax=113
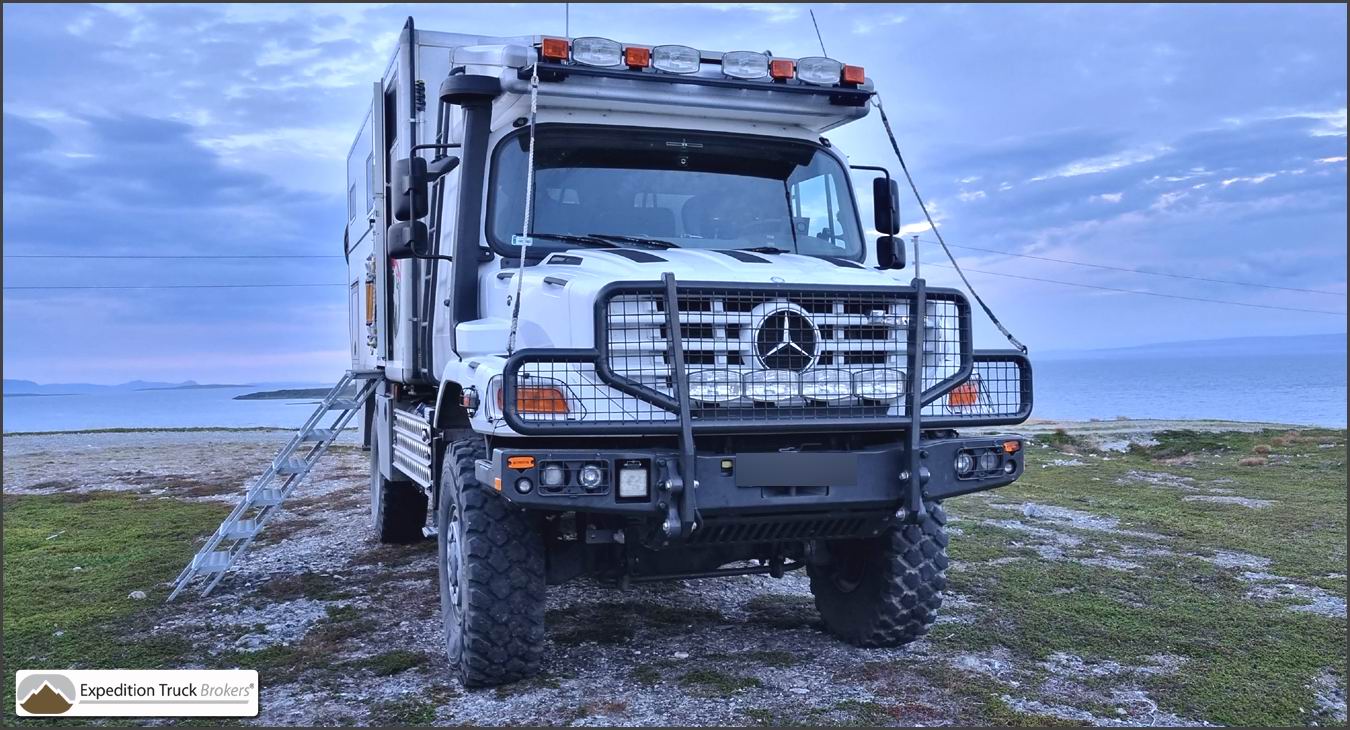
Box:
xmin=136 ymin=383 xmax=251 ymax=391
xmin=234 ymin=388 xmax=332 ymax=401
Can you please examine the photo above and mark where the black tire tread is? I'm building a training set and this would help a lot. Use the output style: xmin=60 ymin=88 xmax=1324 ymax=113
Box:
xmin=442 ymin=439 xmax=546 ymax=687
xmin=808 ymin=502 xmax=949 ymax=647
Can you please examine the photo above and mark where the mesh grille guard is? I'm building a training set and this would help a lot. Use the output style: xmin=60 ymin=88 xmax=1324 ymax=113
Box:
xmin=501 ymin=280 xmax=1031 ymax=435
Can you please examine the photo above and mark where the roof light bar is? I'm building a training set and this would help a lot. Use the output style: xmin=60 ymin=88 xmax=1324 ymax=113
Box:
xmin=651 ymin=44 xmax=700 ymax=74
xmin=540 ymin=37 xmax=569 ymax=62
xmin=769 ymin=58 xmax=795 ymax=80
xmin=721 ymin=50 xmax=769 ymax=79
xmin=796 ymin=56 xmax=842 ymax=85
xmin=841 ymin=64 xmax=865 ymax=85
xmin=571 ymin=36 xmax=622 ymax=67
xmin=624 ymin=45 xmax=651 ymax=69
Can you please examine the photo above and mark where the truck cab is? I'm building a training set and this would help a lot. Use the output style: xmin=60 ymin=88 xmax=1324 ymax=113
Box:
xmin=346 ymin=20 xmax=1032 ymax=688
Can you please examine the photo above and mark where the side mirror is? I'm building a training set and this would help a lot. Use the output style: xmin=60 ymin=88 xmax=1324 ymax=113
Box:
xmin=872 ymin=177 xmax=901 ymax=235
xmin=393 ymin=156 xmax=460 ymax=222
xmin=387 ymin=221 xmax=428 ymax=259
xmin=876 ymin=235 xmax=906 ymax=270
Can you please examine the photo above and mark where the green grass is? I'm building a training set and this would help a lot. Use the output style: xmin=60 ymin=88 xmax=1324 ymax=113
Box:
xmin=941 ymin=427 xmax=1347 ymax=726
xmin=2 ymin=492 xmax=229 ymax=725
xmin=678 ymin=668 xmax=762 ymax=696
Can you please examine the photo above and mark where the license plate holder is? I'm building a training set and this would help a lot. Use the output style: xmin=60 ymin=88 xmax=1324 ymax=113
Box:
xmin=734 ymin=452 xmax=857 ymax=488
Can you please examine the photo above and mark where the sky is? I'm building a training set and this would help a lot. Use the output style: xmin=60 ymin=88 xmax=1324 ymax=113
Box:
xmin=2 ymin=3 xmax=1346 ymax=384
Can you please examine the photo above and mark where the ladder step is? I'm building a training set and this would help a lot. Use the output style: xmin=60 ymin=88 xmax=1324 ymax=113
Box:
xmin=273 ymin=457 xmax=309 ymax=475
xmin=301 ymin=428 xmax=338 ymax=442
xmin=327 ymin=398 xmax=360 ymax=410
xmin=249 ymin=488 xmax=286 ymax=506
xmin=219 ymin=519 xmax=260 ymax=540
xmin=191 ymin=551 xmax=232 ymax=573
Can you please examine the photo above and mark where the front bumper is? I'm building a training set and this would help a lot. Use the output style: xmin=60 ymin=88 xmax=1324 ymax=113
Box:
xmin=477 ymin=434 xmax=1024 ymax=517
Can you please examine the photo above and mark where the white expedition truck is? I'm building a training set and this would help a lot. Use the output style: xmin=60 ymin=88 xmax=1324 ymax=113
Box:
xmin=345 ymin=19 xmax=1033 ymax=687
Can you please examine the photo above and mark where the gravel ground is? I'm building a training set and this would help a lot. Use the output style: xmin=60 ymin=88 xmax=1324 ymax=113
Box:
xmin=3 ymin=421 xmax=1342 ymax=726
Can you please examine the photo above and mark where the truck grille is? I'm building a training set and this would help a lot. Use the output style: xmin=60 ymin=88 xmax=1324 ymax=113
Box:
xmin=603 ymin=286 xmax=966 ymax=422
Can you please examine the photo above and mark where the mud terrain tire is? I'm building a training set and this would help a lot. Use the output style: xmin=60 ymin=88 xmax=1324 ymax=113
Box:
xmin=437 ymin=438 xmax=546 ymax=687
xmin=369 ymin=437 xmax=427 ymax=543
xmin=807 ymin=502 xmax=948 ymax=647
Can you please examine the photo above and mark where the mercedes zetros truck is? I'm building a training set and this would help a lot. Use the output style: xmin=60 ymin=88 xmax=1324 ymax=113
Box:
xmin=344 ymin=19 xmax=1033 ymax=687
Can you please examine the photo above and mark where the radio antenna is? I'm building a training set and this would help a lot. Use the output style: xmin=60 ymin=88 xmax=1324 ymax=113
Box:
xmin=809 ymin=9 xmax=828 ymax=56
xmin=565 ymin=3 xmax=570 ymax=36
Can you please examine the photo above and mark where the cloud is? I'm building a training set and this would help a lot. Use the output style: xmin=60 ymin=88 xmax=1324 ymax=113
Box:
xmin=1030 ymin=145 xmax=1171 ymax=182
xmin=1091 ymin=192 xmax=1123 ymax=203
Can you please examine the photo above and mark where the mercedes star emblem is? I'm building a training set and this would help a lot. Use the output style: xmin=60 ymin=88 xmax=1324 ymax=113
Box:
xmin=755 ymin=309 xmax=819 ymax=371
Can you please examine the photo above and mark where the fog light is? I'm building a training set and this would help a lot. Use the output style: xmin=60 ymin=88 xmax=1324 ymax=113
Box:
xmin=618 ymin=465 xmax=649 ymax=498
xmin=571 ymin=36 xmax=622 ymax=67
xmin=1003 ymin=461 xmax=1016 ymax=475
xmin=955 ymin=452 xmax=974 ymax=476
xmin=652 ymin=44 xmax=700 ymax=74
xmin=743 ymin=369 xmax=799 ymax=403
xmin=977 ymin=452 xmax=998 ymax=472
xmin=541 ymin=464 xmax=566 ymax=487
xmin=578 ymin=464 xmax=604 ymax=490
xmin=801 ymin=368 xmax=852 ymax=403
xmin=796 ymin=56 xmax=842 ymax=85
xmin=514 ymin=477 xmax=533 ymax=494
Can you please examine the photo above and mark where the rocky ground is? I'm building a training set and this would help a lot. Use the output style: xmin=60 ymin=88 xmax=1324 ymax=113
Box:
xmin=3 ymin=421 xmax=1346 ymax=726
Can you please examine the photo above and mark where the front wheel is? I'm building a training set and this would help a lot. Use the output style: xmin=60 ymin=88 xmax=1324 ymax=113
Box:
xmin=807 ymin=502 xmax=949 ymax=647
xmin=437 ymin=438 xmax=546 ymax=687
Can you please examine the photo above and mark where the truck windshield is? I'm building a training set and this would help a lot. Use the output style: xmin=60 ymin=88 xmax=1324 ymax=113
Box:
xmin=487 ymin=126 xmax=864 ymax=259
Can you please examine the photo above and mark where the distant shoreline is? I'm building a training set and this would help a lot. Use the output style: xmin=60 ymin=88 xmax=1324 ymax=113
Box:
xmin=4 ymin=418 xmax=1342 ymax=438
xmin=233 ymin=388 xmax=333 ymax=401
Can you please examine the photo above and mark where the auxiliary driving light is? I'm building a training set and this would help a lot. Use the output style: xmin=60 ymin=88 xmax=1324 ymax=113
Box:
xmin=578 ymin=464 xmax=605 ymax=490
xmin=853 ymin=368 xmax=907 ymax=402
xmin=721 ymin=50 xmax=769 ymax=79
xmin=514 ymin=477 xmax=534 ymax=494
xmin=796 ymin=56 xmax=842 ymax=85
xmin=652 ymin=44 xmax=700 ymax=74
xmin=800 ymin=368 xmax=852 ymax=403
xmin=689 ymin=369 xmax=742 ymax=403
xmin=977 ymin=452 xmax=999 ymax=472
xmin=955 ymin=452 xmax=975 ymax=476
xmin=571 ymin=37 xmax=623 ymax=67
xmin=743 ymin=369 xmax=799 ymax=403
xmin=618 ymin=463 xmax=649 ymax=499
xmin=1003 ymin=461 xmax=1017 ymax=475
xmin=540 ymin=464 xmax=567 ymax=487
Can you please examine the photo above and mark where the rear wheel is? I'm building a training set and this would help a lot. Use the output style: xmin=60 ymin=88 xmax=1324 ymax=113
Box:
xmin=808 ymin=502 xmax=948 ymax=647
xmin=437 ymin=438 xmax=546 ymax=687
xmin=369 ymin=437 xmax=427 ymax=543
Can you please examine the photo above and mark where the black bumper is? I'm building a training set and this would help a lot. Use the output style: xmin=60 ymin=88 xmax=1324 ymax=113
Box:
xmin=477 ymin=434 xmax=1024 ymax=517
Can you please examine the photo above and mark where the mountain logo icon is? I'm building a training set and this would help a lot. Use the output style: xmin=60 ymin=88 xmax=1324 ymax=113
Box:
xmin=17 ymin=674 xmax=77 ymax=715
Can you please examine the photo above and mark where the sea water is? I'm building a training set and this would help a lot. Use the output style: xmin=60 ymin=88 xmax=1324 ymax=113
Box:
xmin=3 ymin=353 xmax=1345 ymax=433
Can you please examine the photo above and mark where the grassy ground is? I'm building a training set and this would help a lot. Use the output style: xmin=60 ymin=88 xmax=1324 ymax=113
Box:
xmin=2 ymin=426 xmax=1345 ymax=726
xmin=939 ymin=427 xmax=1347 ymax=726
xmin=2 ymin=492 xmax=230 ymax=725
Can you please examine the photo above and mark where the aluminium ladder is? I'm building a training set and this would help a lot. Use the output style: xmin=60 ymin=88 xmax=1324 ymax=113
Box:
xmin=167 ymin=371 xmax=379 ymax=600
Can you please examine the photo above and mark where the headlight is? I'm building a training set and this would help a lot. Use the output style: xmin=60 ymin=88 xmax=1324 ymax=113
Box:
xmin=652 ymin=44 xmax=700 ymax=74
xmin=540 ymin=464 xmax=567 ymax=487
xmin=977 ymin=452 xmax=999 ymax=472
xmin=689 ymin=369 xmax=742 ymax=403
xmin=578 ymin=464 xmax=605 ymax=490
xmin=743 ymin=370 xmax=799 ymax=403
xmin=571 ymin=37 xmax=623 ymax=67
xmin=721 ymin=50 xmax=769 ymax=79
xmin=853 ymin=368 xmax=907 ymax=402
xmin=796 ymin=56 xmax=842 ymax=85
xmin=800 ymin=368 xmax=852 ymax=403
xmin=955 ymin=452 xmax=974 ymax=476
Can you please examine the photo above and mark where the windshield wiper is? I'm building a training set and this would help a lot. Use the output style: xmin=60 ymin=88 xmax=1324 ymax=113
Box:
xmin=586 ymin=233 xmax=680 ymax=249
xmin=525 ymin=232 xmax=618 ymax=247
xmin=739 ymin=246 xmax=791 ymax=254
